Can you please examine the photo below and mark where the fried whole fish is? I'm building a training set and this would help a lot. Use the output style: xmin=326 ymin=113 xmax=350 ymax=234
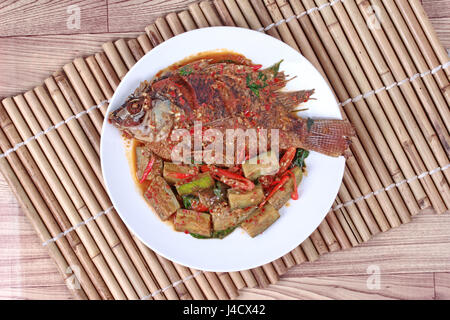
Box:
xmin=109 ymin=58 xmax=354 ymax=162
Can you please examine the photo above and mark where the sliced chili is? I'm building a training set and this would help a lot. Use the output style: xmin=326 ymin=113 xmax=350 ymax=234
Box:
xmin=139 ymin=156 xmax=155 ymax=183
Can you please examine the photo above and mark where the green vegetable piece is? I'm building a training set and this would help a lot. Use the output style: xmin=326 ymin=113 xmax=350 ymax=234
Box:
xmin=176 ymin=172 xmax=215 ymax=195
xmin=144 ymin=176 xmax=180 ymax=221
xmin=178 ymin=66 xmax=192 ymax=76
xmin=292 ymin=149 xmax=309 ymax=169
xmin=174 ymin=209 xmax=211 ymax=237
xmin=228 ymin=184 xmax=264 ymax=210
xmin=190 ymin=226 xmax=238 ymax=239
xmin=270 ymin=59 xmax=283 ymax=76
xmin=242 ymin=151 xmax=280 ymax=180
xmin=241 ymin=203 xmax=280 ymax=237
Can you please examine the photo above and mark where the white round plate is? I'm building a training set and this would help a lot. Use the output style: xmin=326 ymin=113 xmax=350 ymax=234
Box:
xmin=101 ymin=27 xmax=345 ymax=272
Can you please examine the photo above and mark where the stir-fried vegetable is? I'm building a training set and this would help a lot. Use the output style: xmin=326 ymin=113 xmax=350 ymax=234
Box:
xmin=174 ymin=209 xmax=211 ymax=237
xmin=242 ymin=151 xmax=279 ymax=180
xmin=241 ymin=203 xmax=280 ymax=237
xmin=144 ymin=176 xmax=180 ymax=220
xmin=135 ymin=140 xmax=308 ymax=238
xmin=176 ymin=172 xmax=215 ymax=195
xmin=228 ymin=184 xmax=264 ymax=210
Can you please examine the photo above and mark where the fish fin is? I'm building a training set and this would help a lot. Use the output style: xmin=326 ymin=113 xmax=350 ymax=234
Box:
xmin=298 ymin=119 xmax=355 ymax=157
xmin=275 ymin=89 xmax=315 ymax=109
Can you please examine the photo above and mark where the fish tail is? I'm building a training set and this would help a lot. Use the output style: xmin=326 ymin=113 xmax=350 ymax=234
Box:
xmin=296 ymin=119 xmax=355 ymax=157
xmin=275 ymin=89 xmax=315 ymax=109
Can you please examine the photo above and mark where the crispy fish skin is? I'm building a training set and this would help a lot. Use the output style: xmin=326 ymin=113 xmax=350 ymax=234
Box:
xmin=109 ymin=59 xmax=354 ymax=160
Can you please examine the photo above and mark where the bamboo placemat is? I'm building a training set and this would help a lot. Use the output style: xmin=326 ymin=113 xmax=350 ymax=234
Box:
xmin=0 ymin=0 xmax=449 ymax=300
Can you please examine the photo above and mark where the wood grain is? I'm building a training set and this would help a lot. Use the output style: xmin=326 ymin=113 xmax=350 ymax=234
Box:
xmin=0 ymin=0 xmax=449 ymax=300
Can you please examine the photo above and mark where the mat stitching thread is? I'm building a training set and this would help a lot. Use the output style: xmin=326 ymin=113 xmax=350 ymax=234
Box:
xmin=1 ymin=61 xmax=448 ymax=160
xmin=0 ymin=100 xmax=109 ymax=159
xmin=41 ymin=163 xmax=449 ymax=247
xmin=141 ymin=270 xmax=203 ymax=300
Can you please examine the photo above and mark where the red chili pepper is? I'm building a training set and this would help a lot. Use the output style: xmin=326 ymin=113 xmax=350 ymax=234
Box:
xmin=259 ymin=174 xmax=290 ymax=208
xmin=251 ymin=64 xmax=262 ymax=71
xmin=139 ymin=157 xmax=155 ymax=183
xmin=201 ymin=165 xmax=254 ymax=191
xmin=287 ymin=170 xmax=298 ymax=200
xmin=191 ymin=199 xmax=209 ymax=212
xmin=278 ymin=147 xmax=296 ymax=176
xmin=167 ymin=172 xmax=196 ymax=180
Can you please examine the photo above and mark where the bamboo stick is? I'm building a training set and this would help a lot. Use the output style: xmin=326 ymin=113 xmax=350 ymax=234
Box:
xmin=240 ymin=270 xmax=258 ymax=288
xmin=33 ymin=86 xmax=168 ymax=300
xmin=188 ymin=3 xmax=209 ymax=28
xmin=222 ymin=0 xmax=249 ymax=28
xmin=216 ymin=272 xmax=239 ymax=299
xmin=315 ymin=0 xmax=433 ymax=217
xmin=309 ymin=229 xmax=329 ymax=256
xmin=52 ymin=71 xmax=101 ymax=154
xmin=300 ymin=237 xmax=319 ymax=262
xmin=187 ymin=268 xmax=217 ymax=300
xmin=229 ymin=272 xmax=246 ymax=290
xmin=1 ymin=97 xmax=126 ymax=299
xmin=263 ymin=0 xmax=300 ymax=50
xmin=154 ymin=255 xmax=192 ymax=300
xmin=73 ymin=58 xmax=109 ymax=116
xmin=95 ymin=52 xmax=121 ymax=90
xmin=338 ymin=182 xmax=372 ymax=241
xmin=325 ymin=210 xmax=352 ymax=250
xmin=213 ymin=0 xmax=237 ymax=26
xmin=0 ymin=129 xmax=91 ymax=300
xmin=137 ymin=34 xmax=153 ymax=54
xmin=335 ymin=0 xmax=446 ymax=214
xmin=236 ymin=0 xmax=266 ymax=30
xmin=127 ymin=39 xmax=145 ymax=62
xmin=132 ymin=237 xmax=179 ymax=300
xmin=204 ymin=272 xmax=229 ymax=300
xmin=365 ymin=0 xmax=450 ymax=182
xmin=286 ymin=0 xmax=392 ymax=232
xmin=85 ymin=55 xmax=114 ymax=101
xmin=178 ymin=11 xmax=198 ymax=31
xmin=356 ymin=0 xmax=450 ymax=206
xmin=317 ymin=219 xmax=340 ymax=252
xmin=62 ymin=63 xmax=104 ymax=134
xmin=102 ymin=41 xmax=128 ymax=80
xmin=290 ymin=246 xmax=307 ymax=264
xmin=308 ymin=0 xmax=414 ymax=223
xmin=44 ymin=77 xmax=102 ymax=185
xmin=261 ymin=263 xmax=279 ymax=284
xmin=336 ymin=195 xmax=363 ymax=244
xmin=281 ymin=253 xmax=296 ymax=269
xmin=248 ymin=0 xmax=281 ymax=39
xmin=145 ymin=24 xmax=164 ymax=46
xmin=155 ymin=17 xmax=174 ymax=40
xmin=200 ymin=1 xmax=223 ymax=26
xmin=409 ymin=0 xmax=450 ymax=79
xmin=388 ymin=0 xmax=450 ymax=125
xmin=271 ymin=259 xmax=287 ymax=276
xmin=342 ymin=169 xmax=381 ymax=236
xmin=166 ymin=12 xmax=186 ymax=35
xmin=251 ymin=267 xmax=270 ymax=288
xmin=0 ymin=101 xmax=112 ymax=300
xmin=115 ymin=39 xmax=136 ymax=70
xmin=20 ymin=91 xmax=146 ymax=299
xmin=168 ymin=265 xmax=205 ymax=299
xmin=382 ymin=0 xmax=450 ymax=134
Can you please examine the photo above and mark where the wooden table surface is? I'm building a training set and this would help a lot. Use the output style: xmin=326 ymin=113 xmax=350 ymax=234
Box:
xmin=0 ymin=0 xmax=449 ymax=300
